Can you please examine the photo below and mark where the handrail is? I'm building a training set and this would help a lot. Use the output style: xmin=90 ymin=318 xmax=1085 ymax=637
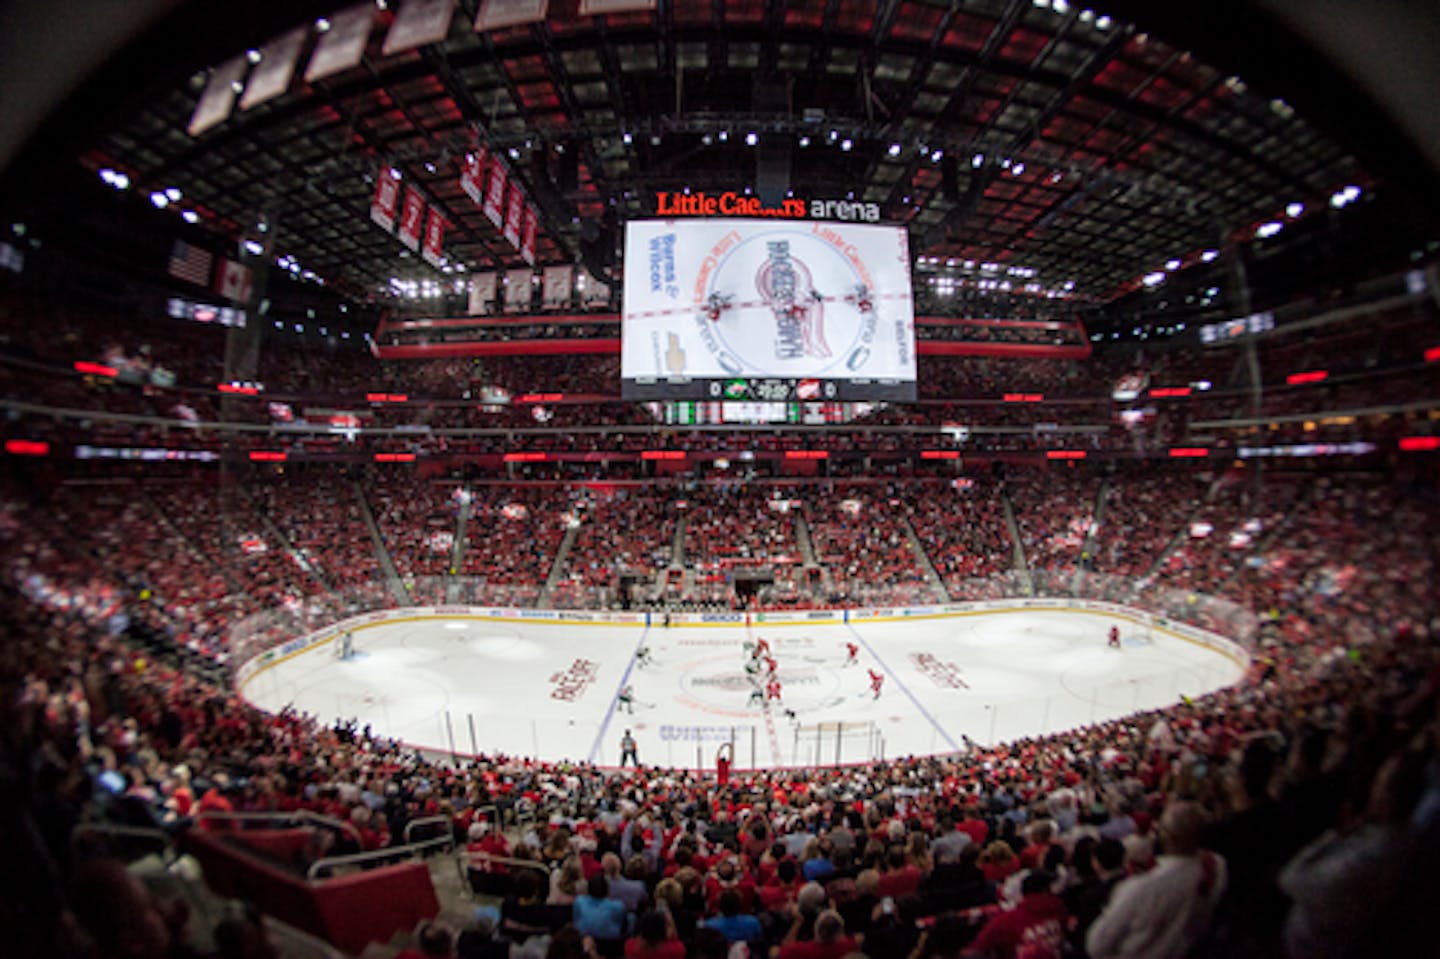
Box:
xmin=194 ymin=809 xmax=363 ymax=845
xmin=459 ymin=850 xmax=550 ymax=878
xmin=306 ymin=833 xmax=454 ymax=880
xmin=402 ymin=814 xmax=454 ymax=847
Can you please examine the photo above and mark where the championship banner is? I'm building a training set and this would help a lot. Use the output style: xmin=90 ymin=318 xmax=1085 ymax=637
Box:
xmin=475 ymin=0 xmax=549 ymax=31
xmin=371 ymin=169 xmax=401 ymax=230
xmin=519 ymin=205 xmax=539 ymax=264
xmin=542 ymin=265 xmax=572 ymax=309
xmin=421 ymin=206 xmax=446 ymax=266
xmin=305 ymin=3 xmax=375 ymax=82
xmin=459 ymin=148 xmax=487 ymax=205
xmin=239 ymin=26 xmax=307 ymax=110
xmin=578 ymin=0 xmax=656 ymax=13
xmin=483 ymin=156 xmax=507 ymax=228
xmin=397 ymin=186 xmax=425 ymax=250
xmin=580 ymin=269 xmax=610 ymax=308
xmin=468 ymin=273 xmax=497 ymax=314
xmin=187 ymin=55 xmax=247 ymax=136
xmin=381 ymin=0 xmax=457 ymax=56
xmin=504 ymin=268 xmax=533 ymax=312
xmin=503 ymin=187 xmax=524 ymax=247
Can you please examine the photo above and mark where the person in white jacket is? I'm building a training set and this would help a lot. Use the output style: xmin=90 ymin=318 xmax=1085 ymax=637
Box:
xmin=1086 ymin=800 xmax=1227 ymax=959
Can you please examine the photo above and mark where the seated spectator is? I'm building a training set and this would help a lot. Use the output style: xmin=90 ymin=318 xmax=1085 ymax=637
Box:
xmin=623 ymin=909 xmax=684 ymax=959
xmin=965 ymin=869 xmax=1068 ymax=959
xmin=1086 ymin=802 xmax=1226 ymax=959
xmin=573 ymin=876 xmax=628 ymax=944
xmin=396 ymin=920 xmax=454 ymax=959
xmin=701 ymin=890 xmax=764 ymax=951
xmin=776 ymin=909 xmax=857 ymax=959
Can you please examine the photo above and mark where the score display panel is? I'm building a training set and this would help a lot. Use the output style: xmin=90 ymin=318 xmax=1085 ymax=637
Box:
xmin=621 ymin=218 xmax=917 ymax=402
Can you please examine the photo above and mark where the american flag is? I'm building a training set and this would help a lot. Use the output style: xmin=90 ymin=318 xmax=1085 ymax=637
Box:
xmin=167 ymin=240 xmax=213 ymax=287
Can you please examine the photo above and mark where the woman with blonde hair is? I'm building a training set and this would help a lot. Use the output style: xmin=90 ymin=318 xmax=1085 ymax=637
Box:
xmin=978 ymin=840 xmax=1020 ymax=883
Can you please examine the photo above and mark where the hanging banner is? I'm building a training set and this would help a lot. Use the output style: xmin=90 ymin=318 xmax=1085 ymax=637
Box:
xmin=504 ymin=268 xmax=533 ymax=312
xmin=381 ymin=0 xmax=458 ymax=56
xmin=483 ymin=157 xmax=507 ymax=228
xmin=397 ymin=186 xmax=425 ymax=250
xmin=371 ymin=168 xmax=401 ymax=230
xmin=239 ymin=26 xmax=307 ymax=110
xmin=459 ymin=147 xmax=487 ymax=205
xmin=580 ymin=269 xmax=610 ymax=308
xmin=578 ymin=0 xmax=656 ymax=12
xmin=520 ymin=205 xmax=538 ymax=264
xmin=475 ymin=0 xmax=549 ymax=31
xmin=542 ymin=265 xmax=572 ymax=309
xmin=421 ymin=206 xmax=446 ymax=266
xmin=503 ymin=187 xmax=524 ymax=247
xmin=468 ymin=273 xmax=497 ymax=315
xmin=187 ymin=56 xmax=248 ymax=136
xmin=305 ymin=3 xmax=375 ymax=82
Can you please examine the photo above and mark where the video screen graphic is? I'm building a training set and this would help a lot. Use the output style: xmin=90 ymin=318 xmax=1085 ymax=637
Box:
xmin=621 ymin=218 xmax=916 ymax=401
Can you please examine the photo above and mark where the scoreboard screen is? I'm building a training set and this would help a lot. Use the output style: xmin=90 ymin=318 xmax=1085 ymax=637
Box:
xmin=621 ymin=218 xmax=916 ymax=401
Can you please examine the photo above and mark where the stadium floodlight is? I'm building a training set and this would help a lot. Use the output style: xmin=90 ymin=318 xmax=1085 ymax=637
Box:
xmin=1053 ymin=0 xmax=1069 ymax=14
xmin=246 ymin=49 xmax=262 ymax=64
xmin=164 ymin=187 xmax=182 ymax=202
xmin=149 ymin=191 xmax=169 ymax=209
xmin=972 ymin=153 xmax=984 ymax=168
xmin=315 ymin=17 xmax=331 ymax=31
xmin=841 ymin=138 xmax=853 ymax=151
xmin=1142 ymin=271 xmax=1166 ymax=286
xmin=717 ymin=130 xmax=728 ymax=142
xmin=1012 ymin=162 xmax=1025 ymax=175
xmin=622 ymin=131 xmax=632 ymax=145
xmin=181 ymin=210 xmax=199 ymax=224
xmin=930 ymin=148 xmax=943 ymax=162
xmin=745 ymin=132 xmax=758 ymax=146
xmin=1286 ymin=202 xmax=1304 ymax=218
xmin=243 ymin=240 xmax=264 ymax=255
xmin=1201 ymin=249 xmax=1219 ymax=262
xmin=1095 ymin=15 xmax=1111 ymax=29
xmin=887 ymin=143 xmax=902 ymax=157
xmin=1165 ymin=258 xmax=1181 ymax=270
xmin=798 ymin=135 xmax=811 ymax=147
xmin=1256 ymin=221 xmax=1282 ymax=238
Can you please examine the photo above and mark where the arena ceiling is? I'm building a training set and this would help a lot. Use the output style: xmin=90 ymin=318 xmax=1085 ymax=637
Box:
xmin=5 ymin=0 xmax=1437 ymax=319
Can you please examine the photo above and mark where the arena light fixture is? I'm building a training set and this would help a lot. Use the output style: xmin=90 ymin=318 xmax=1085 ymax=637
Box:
xmin=181 ymin=210 xmax=199 ymax=224
xmin=149 ymin=191 xmax=169 ymax=209
xmin=315 ymin=17 xmax=331 ymax=31
xmin=1142 ymin=271 xmax=1165 ymax=286
xmin=972 ymin=153 xmax=984 ymax=168
xmin=622 ymin=131 xmax=632 ymax=145
xmin=1095 ymin=15 xmax=1111 ymax=29
xmin=840 ymin=138 xmax=853 ymax=151
xmin=745 ymin=132 xmax=758 ymax=146
xmin=1286 ymin=202 xmax=1304 ymax=218
xmin=1256 ymin=221 xmax=1282 ymax=238
xmin=1165 ymin=258 xmax=1181 ymax=270
xmin=930 ymin=148 xmax=944 ymax=162
xmin=887 ymin=143 xmax=902 ymax=157
xmin=1201 ymin=248 xmax=1219 ymax=262
xmin=798 ymin=135 xmax=811 ymax=147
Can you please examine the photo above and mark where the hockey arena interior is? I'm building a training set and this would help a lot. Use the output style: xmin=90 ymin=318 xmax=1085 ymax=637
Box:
xmin=1 ymin=3 xmax=1438 ymax=958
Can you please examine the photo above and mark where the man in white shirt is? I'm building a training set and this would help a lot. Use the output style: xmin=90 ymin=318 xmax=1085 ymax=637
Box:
xmin=1086 ymin=800 xmax=1226 ymax=959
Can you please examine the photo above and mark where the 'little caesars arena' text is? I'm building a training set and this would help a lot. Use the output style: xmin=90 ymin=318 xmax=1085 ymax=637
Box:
xmin=655 ymin=191 xmax=882 ymax=222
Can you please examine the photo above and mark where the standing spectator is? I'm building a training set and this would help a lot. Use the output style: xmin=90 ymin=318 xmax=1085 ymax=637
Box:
xmin=701 ymin=890 xmax=764 ymax=952
xmin=1085 ymin=802 xmax=1226 ymax=959
xmin=777 ymin=909 xmax=857 ymax=959
xmin=965 ymin=869 xmax=1068 ymax=959
xmin=573 ymin=876 xmax=628 ymax=944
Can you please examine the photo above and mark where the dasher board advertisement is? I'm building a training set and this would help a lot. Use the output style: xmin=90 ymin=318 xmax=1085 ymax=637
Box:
xmin=621 ymin=218 xmax=916 ymax=401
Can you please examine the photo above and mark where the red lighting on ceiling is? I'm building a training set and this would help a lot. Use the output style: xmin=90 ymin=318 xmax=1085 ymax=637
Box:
xmin=1169 ymin=447 xmax=1209 ymax=458
xmin=1045 ymin=450 xmax=1087 ymax=460
xmin=518 ymin=393 xmax=565 ymax=402
xmin=74 ymin=361 xmax=118 ymax=377
xmin=921 ymin=450 xmax=961 ymax=459
xmin=1398 ymin=436 xmax=1440 ymax=452
xmin=4 ymin=439 xmax=50 ymax=456
xmin=503 ymin=452 xmax=548 ymax=462
xmin=784 ymin=450 xmax=829 ymax=460
xmin=374 ymin=452 xmax=417 ymax=462
xmin=1286 ymin=370 xmax=1329 ymax=386
xmin=1424 ymin=346 xmax=1440 ymax=364
xmin=1002 ymin=392 xmax=1045 ymax=402
xmin=641 ymin=450 xmax=686 ymax=460
xmin=217 ymin=383 xmax=260 ymax=395
xmin=1150 ymin=387 xmax=1193 ymax=398
xmin=365 ymin=392 xmax=409 ymax=403
xmin=248 ymin=450 xmax=287 ymax=462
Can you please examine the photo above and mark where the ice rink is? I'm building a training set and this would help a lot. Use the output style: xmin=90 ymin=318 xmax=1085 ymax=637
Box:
xmin=239 ymin=610 xmax=1245 ymax=770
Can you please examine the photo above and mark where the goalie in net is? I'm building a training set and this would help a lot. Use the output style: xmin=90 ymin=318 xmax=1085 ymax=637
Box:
xmin=335 ymin=630 xmax=355 ymax=660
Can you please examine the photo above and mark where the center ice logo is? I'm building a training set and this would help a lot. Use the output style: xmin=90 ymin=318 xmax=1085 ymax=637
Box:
xmin=757 ymin=240 xmax=830 ymax=360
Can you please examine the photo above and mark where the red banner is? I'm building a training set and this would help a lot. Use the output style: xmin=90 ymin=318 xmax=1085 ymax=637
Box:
xmin=370 ymin=169 xmax=401 ymax=230
xmin=520 ymin=205 xmax=538 ymax=264
xmin=398 ymin=186 xmax=425 ymax=250
xmin=503 ymin=186 xmax=524 ymax=247
xmin=421 ymin=205 xmax=446 ymax=266
xmin=483 ymin=156 xmax=506 ymax=228
xmin=459 ymin=147 xmax=486 ymax=205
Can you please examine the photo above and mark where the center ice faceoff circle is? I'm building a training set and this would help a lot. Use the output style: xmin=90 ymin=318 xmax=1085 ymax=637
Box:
xmin=238 ymin=609 xmax=1246 ymax=769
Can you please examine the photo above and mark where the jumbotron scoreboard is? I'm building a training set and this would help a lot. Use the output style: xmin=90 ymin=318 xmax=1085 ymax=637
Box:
xmin=621 ymin=217 xmax=917 ymax=401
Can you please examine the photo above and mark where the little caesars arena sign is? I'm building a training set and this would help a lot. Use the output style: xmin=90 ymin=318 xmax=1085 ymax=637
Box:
xmin=654 ymin=191 xmax=882 ymax=222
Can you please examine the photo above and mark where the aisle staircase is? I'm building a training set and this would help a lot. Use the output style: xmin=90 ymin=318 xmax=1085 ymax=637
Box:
xmin=537 ymin=523 xmax=581 ymax=608
xmin=1000 ymin=491 xmax=1035 ymax=595
xmin=351 ymin=479 xmax=409 ymax=605
xmin=445 ymin=492 xmax=472 ymax=603
xmin=899 ymin=514 xmax=950 ymax=601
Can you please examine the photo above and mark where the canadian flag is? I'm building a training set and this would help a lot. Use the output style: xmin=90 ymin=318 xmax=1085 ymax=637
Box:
xmin=214 ymin=258 xmax=253 ymax=303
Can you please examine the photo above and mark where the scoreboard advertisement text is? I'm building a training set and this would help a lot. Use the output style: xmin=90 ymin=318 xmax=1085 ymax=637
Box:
xmin=621 ymin=218 xmax=917 ymax=401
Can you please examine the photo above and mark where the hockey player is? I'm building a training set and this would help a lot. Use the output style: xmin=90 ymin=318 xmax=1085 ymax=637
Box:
xmin=766 ymin=677 xmax=783 ymax=704
xmin=618 ymin=685 xmax=635 ymax=714
xmin=1108 ymin=625 xmax=1121 ymax=649
xmin=845 ymin=641 xmax=859 ymax=666
xmin=754 ymin=636 xmax=771 ymax=658
xmin=635 ymin=645 xmax=653 ymax=669
xmin=764 ymin=655 xmax=778 ymax=676
xmin=868 ymin=669 xmax=884 ymax=700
